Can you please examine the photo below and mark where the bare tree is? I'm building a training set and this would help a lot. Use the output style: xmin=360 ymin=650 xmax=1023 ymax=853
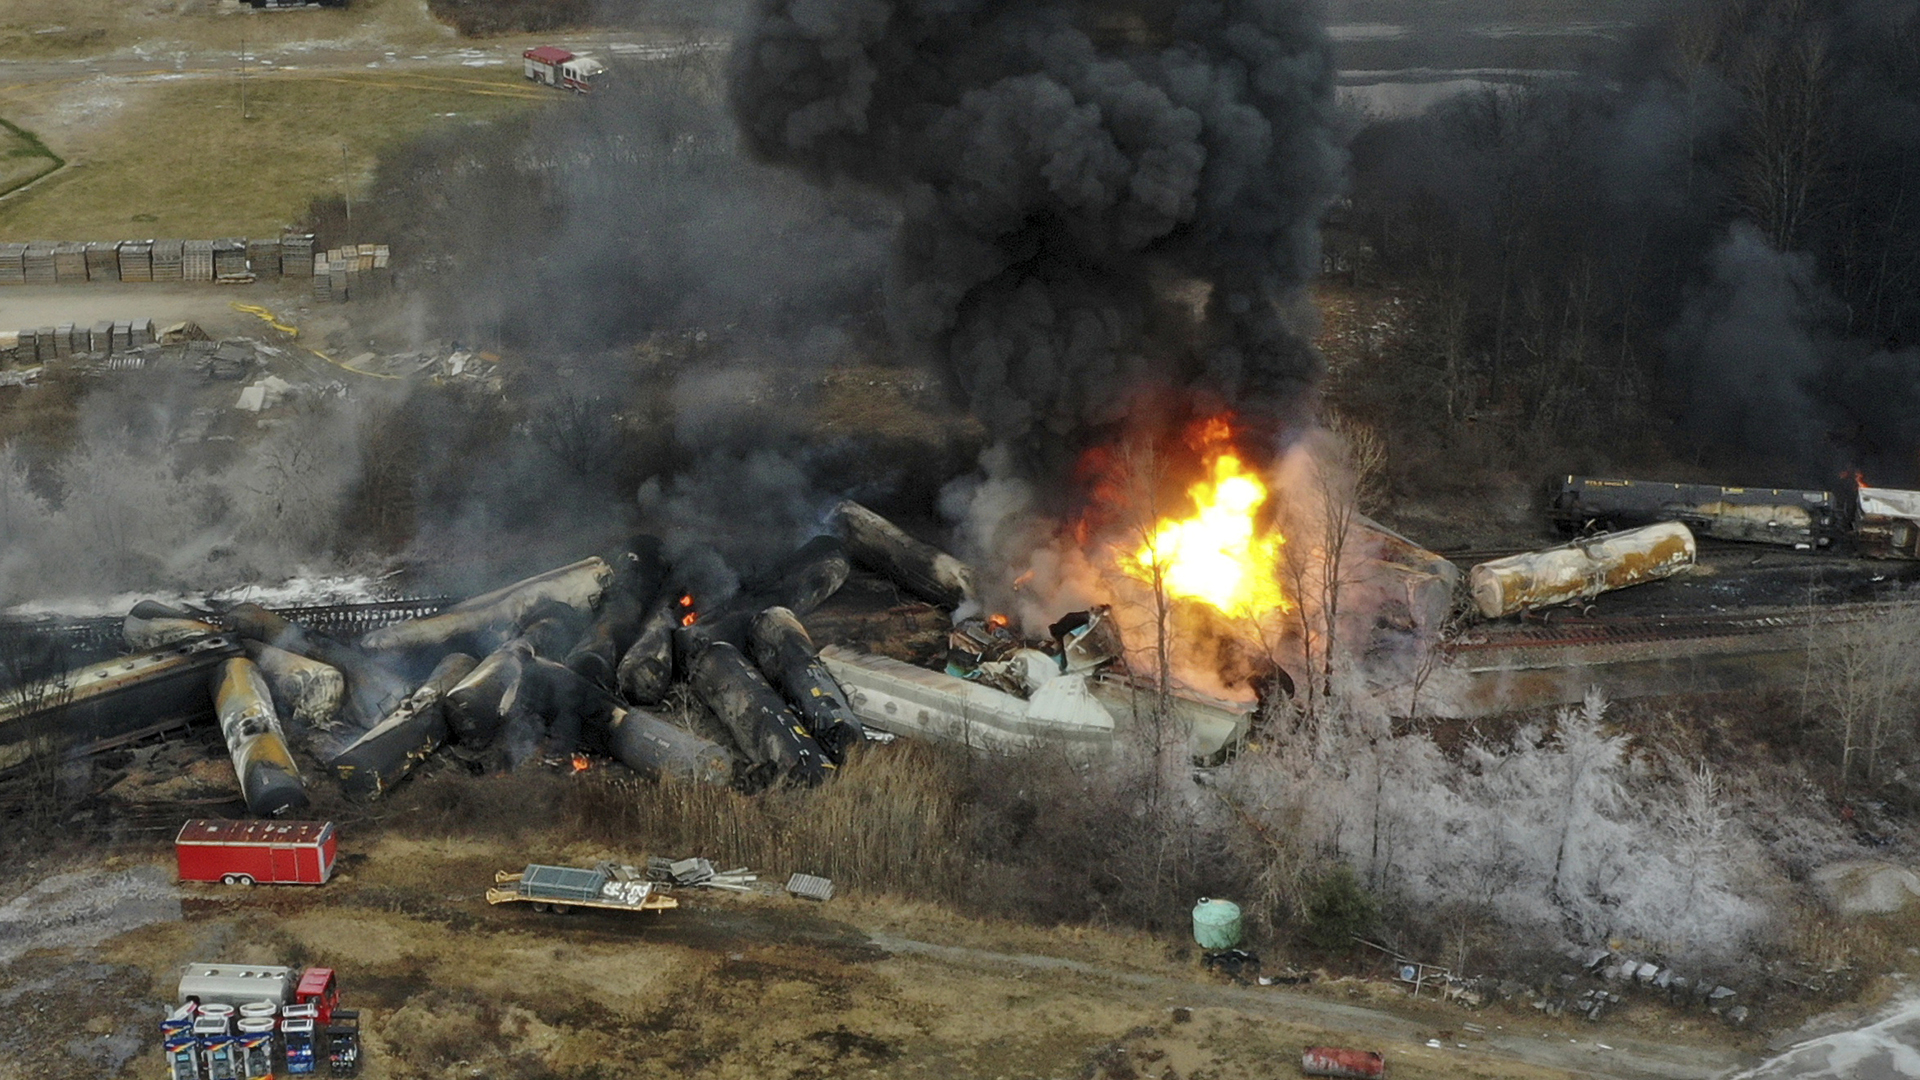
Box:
xmin=1281 ymin=427 xmax=1370 ymax=723
xmin=0 ymin=621 xmax=73 ymax=831
xmin=1733 ymin=0 xmax=1833 ymax=250
xmin=1805 ymin=608 xmax=1920 ymax=795
xmin=531 ymin=389 xmax=617 ymax=478
xmin=1111 ymin=437 xmax=1182 ymax=810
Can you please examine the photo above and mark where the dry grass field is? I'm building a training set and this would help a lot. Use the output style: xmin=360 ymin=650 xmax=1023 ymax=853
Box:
xmin=0 ymin=69 xmax=546 ymax=239
xmin=0 ymin=0 xmax=457 ymax=61
xmin=0 ymin=796 xmax=1745 ymax=1080
xmin=0 ymin=118 xmax=61 ymax=198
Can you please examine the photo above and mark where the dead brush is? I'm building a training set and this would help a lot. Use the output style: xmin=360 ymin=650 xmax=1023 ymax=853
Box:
xmin=562 ymin=740 xmax=972 ymax=901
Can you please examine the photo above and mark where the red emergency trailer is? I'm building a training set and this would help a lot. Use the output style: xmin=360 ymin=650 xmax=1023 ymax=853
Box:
xmin=175 ymin=819 xmax=338 ymax=885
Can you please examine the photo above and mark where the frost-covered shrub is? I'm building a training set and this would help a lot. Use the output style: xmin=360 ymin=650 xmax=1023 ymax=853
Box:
xmin=1224 ymin=690 xmax=1777 ymax=961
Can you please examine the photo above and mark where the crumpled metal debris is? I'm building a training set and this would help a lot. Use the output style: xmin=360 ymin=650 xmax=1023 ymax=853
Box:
xmin=646 ymin=856 xmax=756 ymax=892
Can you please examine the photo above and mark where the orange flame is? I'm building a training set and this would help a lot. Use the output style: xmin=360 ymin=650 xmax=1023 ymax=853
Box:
xmin=570 ymin=754 xmax=591 ymax=773
xmin=678 ymin=593 xmax=697 ymax=627
xmin=988 ymin=613 xmax=1010 ymax=630
xmin=1121 ymin=434 xmax=1290 ymax=619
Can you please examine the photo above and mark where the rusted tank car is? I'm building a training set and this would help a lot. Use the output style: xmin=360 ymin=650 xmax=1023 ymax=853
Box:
xmin=1301 ymin=1047 xmax=1386 ymax=1078
xmin=1548 ymin=476 xmax=1839 ymax=550
xmin=1469 ymin=522 xmax=1696 ymax=619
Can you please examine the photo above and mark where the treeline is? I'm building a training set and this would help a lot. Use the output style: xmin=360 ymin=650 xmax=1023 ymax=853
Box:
xmin=1337 ymin=0 xmax=1920 ymax=488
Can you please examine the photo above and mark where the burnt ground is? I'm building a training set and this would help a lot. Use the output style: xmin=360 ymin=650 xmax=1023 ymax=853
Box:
xmin=0 ymin=809 xmax=1753 ymax=1080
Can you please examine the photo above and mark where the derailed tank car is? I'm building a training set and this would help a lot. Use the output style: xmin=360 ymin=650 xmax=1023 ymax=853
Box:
xmin=1853 ymin=487 xmax=1920 ymax=559
xmin=1470 ymin=522 xmax=1697 ymax=618
xmin=1548 ymin=476 xmax=1840 ymax=550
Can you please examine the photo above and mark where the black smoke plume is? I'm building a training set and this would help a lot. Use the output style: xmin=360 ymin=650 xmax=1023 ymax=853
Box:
xmin=729 ymin=0 xmax=1347 ymax=482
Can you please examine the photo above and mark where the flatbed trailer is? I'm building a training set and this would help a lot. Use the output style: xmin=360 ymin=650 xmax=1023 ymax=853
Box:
xmin=485 ymin=864 xmax=679 ymax=915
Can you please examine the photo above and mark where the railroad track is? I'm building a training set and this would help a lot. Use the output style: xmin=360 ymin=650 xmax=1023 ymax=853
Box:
xmin=0 ymin=596 xmax=455 ymax=654
xmin=1436 ymin=537 xmax=1815 ymax=566
xmin=1446 ymin=601 xmax=1904 ymax=653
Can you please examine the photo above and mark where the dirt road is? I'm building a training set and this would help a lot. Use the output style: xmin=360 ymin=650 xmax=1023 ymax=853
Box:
xmin=0 ymin=830 xmax=1753 ymax=1080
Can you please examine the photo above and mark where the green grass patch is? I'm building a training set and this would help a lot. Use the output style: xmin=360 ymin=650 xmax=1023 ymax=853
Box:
xmin=0 ymin=116 xmax=63 ymax=201
xmin=0 ymin=70 xmax=547 ymax=240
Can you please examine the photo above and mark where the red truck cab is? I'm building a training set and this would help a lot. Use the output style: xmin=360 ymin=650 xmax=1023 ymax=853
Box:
xmin=295 ymin=968 xmax=339 ymax=1026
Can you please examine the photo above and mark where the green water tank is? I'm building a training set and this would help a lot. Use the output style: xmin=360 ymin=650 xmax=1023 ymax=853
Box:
xmin=1191 ymin=897 xmax=1242 ymax=949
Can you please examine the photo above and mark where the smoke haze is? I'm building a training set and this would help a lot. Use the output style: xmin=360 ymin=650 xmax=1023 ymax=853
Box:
xmin=730 ymin=0 xmax=1347 ymax=481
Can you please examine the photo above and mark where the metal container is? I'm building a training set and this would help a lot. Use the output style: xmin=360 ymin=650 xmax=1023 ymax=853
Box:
xmin=1192 ymin=898 xmax=1242 ymax=950
xmin=1468 ymin=522 xmax=1695 ymax=619
xmin=517 ymin=864 xmax=609 ymax=903
xmin=178 ymin=967 xmax=292 ymax=1009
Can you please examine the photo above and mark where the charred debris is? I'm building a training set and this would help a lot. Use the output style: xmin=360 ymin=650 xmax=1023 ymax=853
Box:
xmin=0 ymin=502 xmax=1253 ymax=817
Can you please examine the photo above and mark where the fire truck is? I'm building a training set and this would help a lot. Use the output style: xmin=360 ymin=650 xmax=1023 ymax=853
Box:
xmin=175 ymin=820 xmax=338 ymax=886
xmin=169 ymin=964 xmax=360 ymax=1077
xmin=522 ymin=46 xmax=605 ymax=93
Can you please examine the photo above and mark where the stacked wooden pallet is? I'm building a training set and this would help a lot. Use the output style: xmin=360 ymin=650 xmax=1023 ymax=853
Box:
xmin=281 ymin=233 xmax=314 ymax=276
xmin=89 ymin=321 xmax=113 ymax=353
xmin=0 ymin=235 xmax=389 ymax=295
xmin=117 ymin=240 xmax=153 ymax=283
xmin=311 ymin=254 xmax=333 ymax=301
xmin=246 ymin=238 xmax=280 ymax=278
xmin=23 ymin=243 xmax=55 ymax=284
xmin=85 ymin=242 xmax=118 ymax=283
xmin=182 ymin=240 xmax=214 ymax=282
xmin=53 ymin=323 xmax=74 ymax=358
xmin=212 ymin=238 xmax=248 ymax=280
xmin=52 ymin=243 xmax=87 ymax=283
xmin=150 ymin=240 xmax=184 ymax=283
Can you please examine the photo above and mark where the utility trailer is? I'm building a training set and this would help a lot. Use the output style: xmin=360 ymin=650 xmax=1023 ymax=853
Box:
xmin=175 ymin=819 xmax=338 ymax=886
xmin=486 ymin=863 xmax=679 ymax=916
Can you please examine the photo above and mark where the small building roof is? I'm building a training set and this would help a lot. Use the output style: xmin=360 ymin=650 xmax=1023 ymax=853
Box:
xmin=176 ymin=819 xmax=333 ymax=846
